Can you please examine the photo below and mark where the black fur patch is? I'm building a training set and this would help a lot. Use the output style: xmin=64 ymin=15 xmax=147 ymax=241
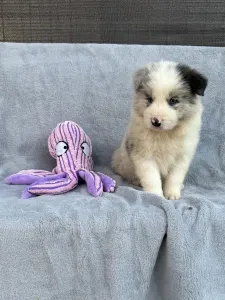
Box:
xmin=177 ymin=64 xmax=208 ymax=96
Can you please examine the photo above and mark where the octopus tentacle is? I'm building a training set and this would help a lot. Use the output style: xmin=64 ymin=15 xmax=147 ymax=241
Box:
xmin=97 ymin=172 xmax=116 ymax=193
xmin=24 ymin=172 xmax=78 ymax=198
xmin=5 ymin=170 xmax=54 ymax=185
xmin=77 ymin=169 xmax=103 ymax=197
xmin=21 ymin=172 xmax=68 ymax=198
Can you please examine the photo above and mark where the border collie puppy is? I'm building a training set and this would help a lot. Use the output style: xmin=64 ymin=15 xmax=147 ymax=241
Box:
xmin=112 ymin=61 xmax=208 ymax=200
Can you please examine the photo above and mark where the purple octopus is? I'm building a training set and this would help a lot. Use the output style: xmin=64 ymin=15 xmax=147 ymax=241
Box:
xmin=6 ymin=121 xmax=116 ymax=198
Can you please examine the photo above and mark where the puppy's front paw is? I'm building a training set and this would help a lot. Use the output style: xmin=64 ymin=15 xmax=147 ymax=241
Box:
xmin=144 ymin=186 xmax=163 ymax=197
xmin=164 ymin=186 xmax=181 ymax=200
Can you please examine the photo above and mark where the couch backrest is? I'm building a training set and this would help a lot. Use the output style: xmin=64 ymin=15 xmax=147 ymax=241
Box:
xmin=0 ymin=43 xmax=224 ymax=182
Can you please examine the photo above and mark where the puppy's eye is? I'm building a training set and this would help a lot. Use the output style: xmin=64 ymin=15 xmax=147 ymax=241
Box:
xmin=146 ymin=96 xmax=153 ymax=104
xmin=168 ymin=98 xmax=179 ymax=106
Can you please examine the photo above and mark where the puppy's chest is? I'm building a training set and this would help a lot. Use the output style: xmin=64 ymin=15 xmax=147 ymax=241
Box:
xmin=139 ymin=133 xmax=184 ymax=174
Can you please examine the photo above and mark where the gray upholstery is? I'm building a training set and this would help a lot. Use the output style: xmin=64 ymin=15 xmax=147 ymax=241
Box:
xmin=1 ymin=43 xmax=225 ymax=299
xmin=1 ymin=0 xmax=225 ymax=46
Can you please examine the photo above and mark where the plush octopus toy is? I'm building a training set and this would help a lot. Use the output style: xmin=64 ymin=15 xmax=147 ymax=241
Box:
xmin=5 ymin=121 xmax=116 ymax=199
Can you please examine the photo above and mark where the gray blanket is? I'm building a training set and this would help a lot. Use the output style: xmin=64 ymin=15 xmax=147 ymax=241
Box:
xmin=0 ymin=43 xmax=225 ymax=300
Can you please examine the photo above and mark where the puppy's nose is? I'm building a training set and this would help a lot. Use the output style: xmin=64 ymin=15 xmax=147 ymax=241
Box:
xmin=151 ymin=117 xmax=161 ymax=127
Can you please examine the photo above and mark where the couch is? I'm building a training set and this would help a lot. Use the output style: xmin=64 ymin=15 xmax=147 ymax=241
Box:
xmin=1 ymin=42 xmax=225 ymax=299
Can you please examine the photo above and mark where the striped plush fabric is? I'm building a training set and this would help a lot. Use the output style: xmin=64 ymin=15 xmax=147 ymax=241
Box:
xmin=5 ymin=121 xmax=116 ymax=198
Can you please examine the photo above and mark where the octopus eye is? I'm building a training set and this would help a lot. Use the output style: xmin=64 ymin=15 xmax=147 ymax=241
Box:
xmin=81 ymin=142 xmax=90 ymax=156
xmin=56 ymin=141 xmax=68 ymax=157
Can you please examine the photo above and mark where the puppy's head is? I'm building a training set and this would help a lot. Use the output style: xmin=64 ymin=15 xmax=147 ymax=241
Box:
xmin=133 ymin=61 xmax=208 ymax=131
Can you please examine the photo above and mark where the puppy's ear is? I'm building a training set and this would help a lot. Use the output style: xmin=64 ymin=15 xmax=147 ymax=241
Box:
xmin=133 ymin=67 xmax=149 ymax=92
xmin=177 ymin=64 xmax=208 ymax=96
